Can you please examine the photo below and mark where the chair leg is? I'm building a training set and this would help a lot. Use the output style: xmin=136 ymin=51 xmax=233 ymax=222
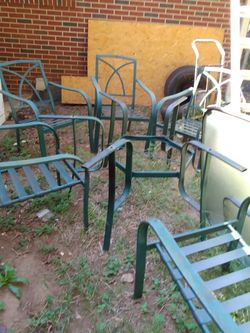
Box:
xmin=16 ymin=128 xmax=21 ymax=153
xmin=127 ymin=120 xmax=132 ymax=132
xmin=37 ymin=127 xmax=47 ymax=157
xmin=83 ymin=171 xmax=90 ymax=230
xmin=134 ymin=222 xmax=149 ymax=299
xmin=103 ymin=142 xmax=133 ymax=251
xmin=103 ymin=151 xmax=116 ymax=251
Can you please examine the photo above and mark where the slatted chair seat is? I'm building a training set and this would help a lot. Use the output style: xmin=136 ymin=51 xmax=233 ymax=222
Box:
xmin=0 ymin=118 xmax=105 ymax=231
xmin=175 ymin=118 xmax=202 ymax=139
xmin=100 ymin=105 xmax=149 ymax=122
xmin=135 ymin=211 xmax=250 ymax=333
xmin=0 ymin=155 xmax=84 ymax=207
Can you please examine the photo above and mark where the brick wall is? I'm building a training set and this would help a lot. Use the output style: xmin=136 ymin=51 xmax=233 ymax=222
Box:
xmin=0 ymin=0 xmax=230 ymax=90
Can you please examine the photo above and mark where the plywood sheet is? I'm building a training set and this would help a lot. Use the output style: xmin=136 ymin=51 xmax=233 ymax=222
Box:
xmin=62 ymin=20 xmax=224 ymax=104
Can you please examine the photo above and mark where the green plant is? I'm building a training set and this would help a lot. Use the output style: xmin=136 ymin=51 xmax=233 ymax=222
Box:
xmin=97 ymin=292 xmax=112 ymax=313
xmin=167 ymin=284 xmax=199 ymax=333
xmin=123 ymin=253 xmax=134 ymax=272
xmin=156 ymin=290 xmax=167 ymax=308
xmin=151 ymin=277 xmax=161 ymax=290
xmin=95 ymin=322 xmax=107 ymax=333
xmin=0 ymin=263 xmax=29 ymax=299
xmin=30 ymin=191 xmax=72 ymax=214
xmin=0 ymin=300 xmax=5 ymax=311
xmin=39 ymin=244 xmax=56 ymax=254
xmin=29 ymin=257 xmax=96 ymax=332
xmin=15 ymin=238 xmax=28 ymax=251
xmin=0 ymin=216 xmax=15 ymax=231
xmin=35 ymin=223 xmax=55 ymax=237
xmin=28 ymin=293 xmax=72 ymax=332
xmin=102 ymin=256 xmax=121 ymax=280
xmin=145 ymin=313 xmax=165 ymax=333
xmin=140 ymin=302 xmax=149 ymax=314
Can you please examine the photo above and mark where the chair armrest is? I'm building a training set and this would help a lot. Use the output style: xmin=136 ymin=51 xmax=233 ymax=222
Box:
xmin=179 ymin=140 xmax=247 ymax=211
xmin=92 ymin=76 xmax=129 ymax=138
xmin=0 ymin=89 xmax=40 ymax=119
xmin=155 ymin=87 xmax=193 ymax=137
xmin=158 ymin=87 xmax=193 ymax=116
xmin=48 ymin=81 xmax=93 ymax=116
xmin=83 ymin=138 xmax=130 ymax=171
xmin=0 ymin=153 xmax=84 ymax=170
xmin=136 ymin=79 xmax=157 ymax=108
xmin=39 ymin=114 xmax=105 ymax=153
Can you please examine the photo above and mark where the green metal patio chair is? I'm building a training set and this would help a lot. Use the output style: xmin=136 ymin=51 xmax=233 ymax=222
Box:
xmin=0 ymin=59 xmax=94 ymax=153
xmin=163 ymin=66 xmax=231 ymax=142
xmin=0 ymin=122 xmax=87 ymax=228
xmin=133 ymin=140 xmax=249 ymax=333
xmin=85 ymin=89 xmax=196 ymax=251
xmin=0 ymin=92 xmax=105 ymax=230
xmin=134 ymin=201 xmax=250 ymax=333
xmin=91 ymin=54 xmax=157 ymax=150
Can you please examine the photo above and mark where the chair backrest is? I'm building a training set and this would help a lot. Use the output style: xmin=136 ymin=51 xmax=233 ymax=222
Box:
xmin=186 ymin=66 xmax=231 ymax=118
xmin=95 ymin=55 xmax=137 ymax=109
xmin=0 ymin=59 xmax=56 ymax=121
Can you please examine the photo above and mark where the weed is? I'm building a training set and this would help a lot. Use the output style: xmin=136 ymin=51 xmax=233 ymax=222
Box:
xmin=0 ymin=263 xmax=29 ymax=299
xmin=123 ymin=253 xmax=134 ymax=272
xmin=28 ymin=257 xmax=96 ymax=332
xmin=38 ymin=243 xmax=56 ymax=254
xmin=35 ymin=223 xmax=55 ymax=237
xmin=28 ymin=294 xmax=72 ymax=332
xmin=151 ymin=277 xmax=161 ymax=290
xmin=0 ymin=216 xmax=15 ymax=232
xmin=15 ymin=238 xmax=28 ymax=251
xmin=167 ymin=284 xmax=199 ymax=333
xmin=89 ymin=204 xmax=106 ymax=231
xmin=115 ymin=235 xmax=130 ymax=252
xmin=145 ymin=313 xmax=165 ymax=333
xmin=102 ymin=256 xmax=121 ymax=280
xmin=140 ymin=302 xmax=149 ymax=314
xmin=97 ymin=292 xmax=112 ymax=313
xmin=95 ymin=322 xmax=107 ymax=333
xmin=156 ymin=290 xmax=167 ymax=308
xmin=0 ymin=300 xmax=5 ymax=311
xmin=30 ymin=191 xmax=72 ymax=214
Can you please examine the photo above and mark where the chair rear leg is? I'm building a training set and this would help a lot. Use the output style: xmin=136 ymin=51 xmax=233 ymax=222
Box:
xmin=16 ymin=128 xmax=21 ymax=153
xmin=83 ymin=171 xmax=90 ymax=230
xmin=103 ymin=151 xmax=116 ymax=251
xmin=134 ymin=222 xmax=149 ymax=299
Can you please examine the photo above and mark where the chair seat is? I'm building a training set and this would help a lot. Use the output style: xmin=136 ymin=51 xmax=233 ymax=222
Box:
xmin=135 ymin=217 xmax=250 ymax=333
xmin=101 ymin=105 xmax=149 ymax=122
xmin=162 ymin=222 xmax=250 ymax=332
xmin=0 ymin=159 xmax=83 ymax=207
xmin=175 ymin=118 xmax=202 ymax=139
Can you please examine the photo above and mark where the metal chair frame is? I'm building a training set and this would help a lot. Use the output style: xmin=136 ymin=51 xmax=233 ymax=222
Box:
xmin=0 ymin=92 xmax=105 ymax=230
xmin=91 ymin=54 xmax=157 ymax=150
xmin=0 ymin=59 xmax=94 ymax=153
xmin=134 ymin=140 xmax=249 ymax=333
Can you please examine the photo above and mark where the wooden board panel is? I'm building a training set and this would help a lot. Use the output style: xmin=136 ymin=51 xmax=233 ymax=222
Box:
xmin=62 ymin=20 xmax=224 ymax=104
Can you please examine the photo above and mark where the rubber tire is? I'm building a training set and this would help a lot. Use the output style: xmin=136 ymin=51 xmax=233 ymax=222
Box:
xmin=161 ymin=65 xmax=206 ymax=121
xmin=164 ymin=65 xmax=206 ymax=96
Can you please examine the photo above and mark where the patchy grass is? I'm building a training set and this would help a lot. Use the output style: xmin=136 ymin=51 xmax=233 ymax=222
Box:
xmin=0 ymin=120 xmax=203 ymax=333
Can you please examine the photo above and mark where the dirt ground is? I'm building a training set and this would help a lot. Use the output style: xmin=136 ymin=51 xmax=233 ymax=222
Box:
xmin=0 ymin=106 xmax=201 ymax=333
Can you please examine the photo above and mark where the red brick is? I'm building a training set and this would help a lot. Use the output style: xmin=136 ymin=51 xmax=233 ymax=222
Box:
xmin=0 ymin=0 xmax=230 ymax=92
